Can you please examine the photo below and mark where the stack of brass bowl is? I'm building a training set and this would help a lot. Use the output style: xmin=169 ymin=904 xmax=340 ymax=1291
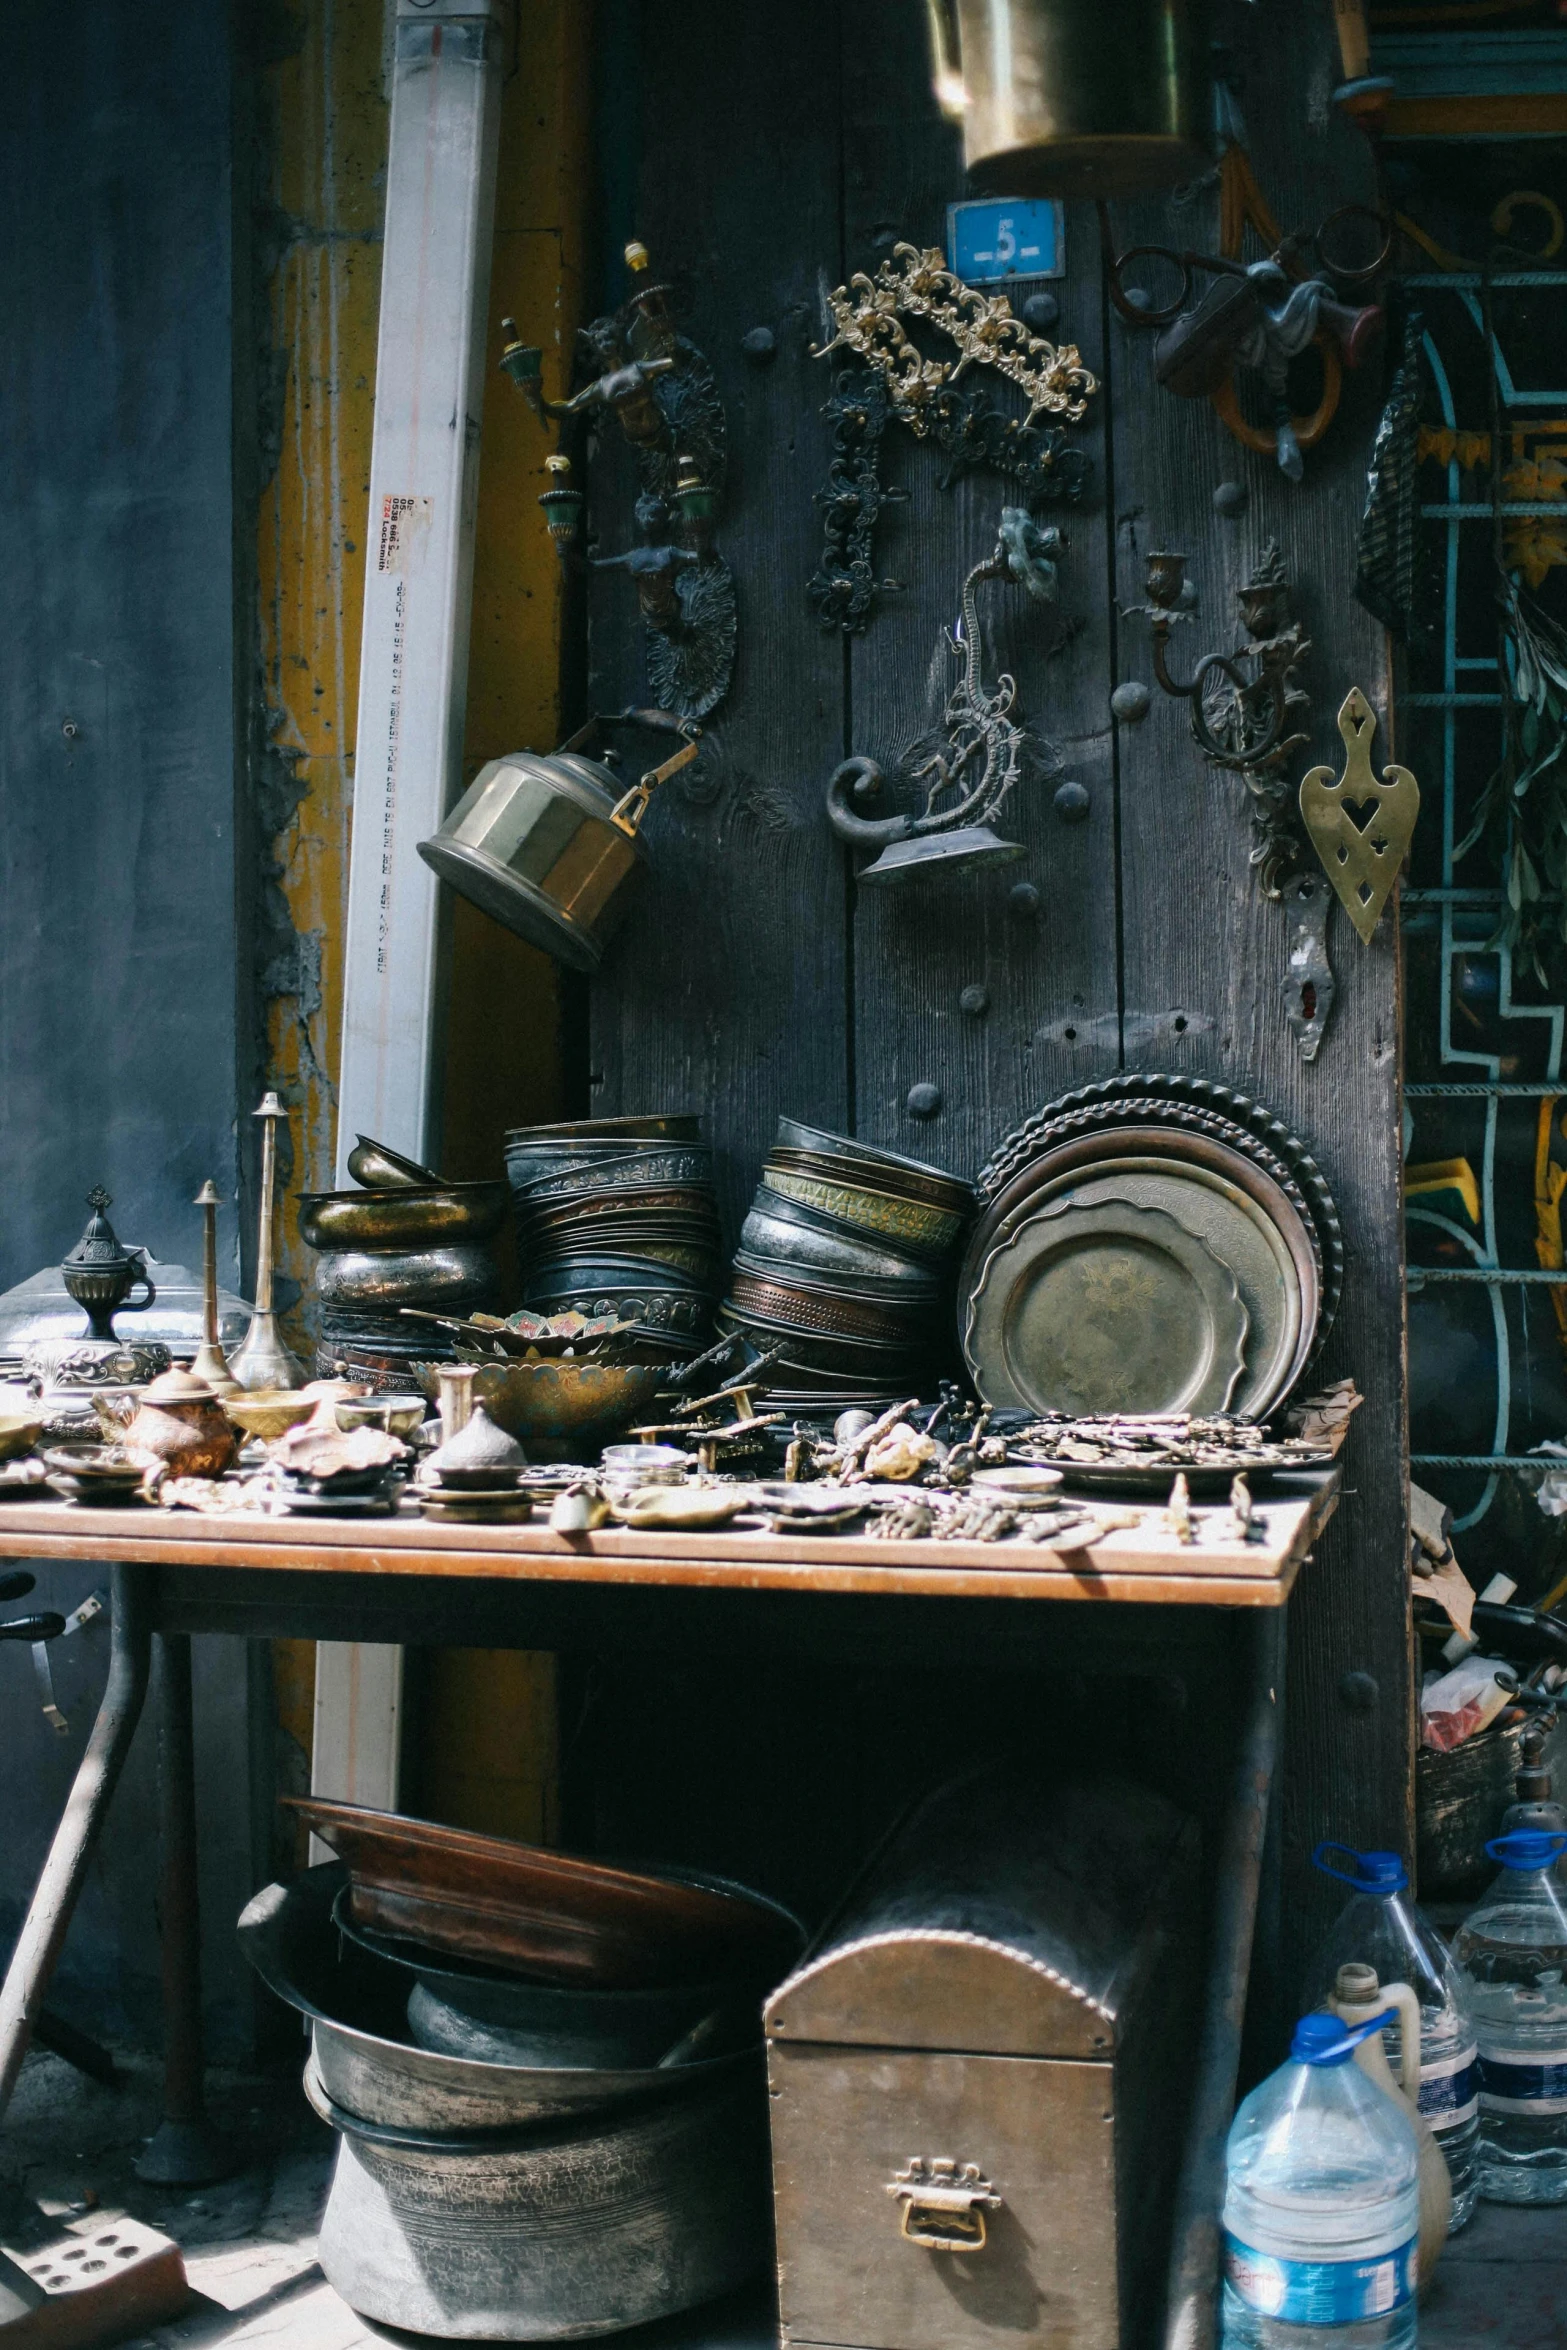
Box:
xmin=719 ymin=1119 xmax=974 ymax=1409
xmin=504 ymin=1117 xmax=719 ymax=1356
xmin=299 ymin=1179 xmax=510 ymax=1386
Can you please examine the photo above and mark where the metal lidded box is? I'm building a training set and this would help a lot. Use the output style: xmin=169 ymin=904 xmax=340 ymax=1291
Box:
xmin=764 ymin=1771 xmax=1202 ymax=2350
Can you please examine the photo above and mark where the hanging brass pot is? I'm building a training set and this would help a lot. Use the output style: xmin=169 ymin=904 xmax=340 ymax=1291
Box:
xmin=926 ymin=0 xmax=1213 ymax=200
xmin=418 ymin=715 xmax=699 ymax=973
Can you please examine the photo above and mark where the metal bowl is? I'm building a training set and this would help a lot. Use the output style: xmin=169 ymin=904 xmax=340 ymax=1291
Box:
xmin=772 ymin=1121 xmax=975 ymax=1213
xmin=298 ymin=1183 xmax=510 ymax=1252
xmin=335 ymin=1392 xmax=430 ymax=1438
xmin=762 ymin=1164 xmax=969 ymax=1257
xmin=345 ymin=1135 xmax=443 ymax=1190
xmin=311 ymin=1244 xmax=503 ymax=1313
xmin=741 ymin=1195 xmax=946 ymax=1290
xmin=224 ymin=1390 xmax=319 ymax=1443
xmin=237 ymin=1866 xmax=767 ymax=2131
xmin=514 ymin=1147 xmax=715 ymax=1204
xmin=411 ymin=1358 xmax=674 ymax=1459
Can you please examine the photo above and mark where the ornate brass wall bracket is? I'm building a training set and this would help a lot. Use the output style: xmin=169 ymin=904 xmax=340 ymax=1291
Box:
xmin=1128 ymin=543 xmax=1342 ymax=1059
xmin=807 ymin=244 xmax=1095 ymax=636
xmin=824 ymin=510 xmax=1069 ymax=883
xmin=1300 ymin=689 xmax=1420 ymax=942
xmin=499 ymin=242 xmax=735 ymax=722
xmin=1131 ymin=542 xmax=1312 ymax=899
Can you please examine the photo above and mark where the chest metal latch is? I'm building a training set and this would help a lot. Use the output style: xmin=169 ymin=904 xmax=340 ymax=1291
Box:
xmin=887 ymin=2157 xmax=1002 ymax=2253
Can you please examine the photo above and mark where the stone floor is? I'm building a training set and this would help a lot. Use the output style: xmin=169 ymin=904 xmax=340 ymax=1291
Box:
xmin=1 ymin=2043 xmax=1564 ymax=2347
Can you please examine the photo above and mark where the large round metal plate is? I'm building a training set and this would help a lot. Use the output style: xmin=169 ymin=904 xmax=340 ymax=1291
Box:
xmin=976 ymin=1157 xmax=1303 ymax=1421
xmin=978 ymin=1074 xmax=1343 ymax=1340
xmin=965 ymin=1195 xmax=1249 ymax=1415
xmin=965 ymin=1122 xmax=1323 ymax=1405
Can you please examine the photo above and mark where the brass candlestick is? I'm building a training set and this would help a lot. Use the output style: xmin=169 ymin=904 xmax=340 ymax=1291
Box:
xmin=228 ymin=1094 xmax=307 ymax=1392
xmin=189 ymin=1181 xmax=238 ymax=1396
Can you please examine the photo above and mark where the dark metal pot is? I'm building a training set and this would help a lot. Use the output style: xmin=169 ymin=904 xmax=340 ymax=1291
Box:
xmin=927 ymin=0 xmax=1212 ymax=198
xmin=310 ymin=1244 xmax=503 ymax=1313
xmin=307 ymin=2060 xmax=770 ymax=2340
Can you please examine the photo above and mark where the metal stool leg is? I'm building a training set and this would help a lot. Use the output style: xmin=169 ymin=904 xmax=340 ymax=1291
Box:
xmin=134 ymin=1632 xmax=238 ymax=2184
xmin=0 ymin=1563 xmax=153 ymax=2122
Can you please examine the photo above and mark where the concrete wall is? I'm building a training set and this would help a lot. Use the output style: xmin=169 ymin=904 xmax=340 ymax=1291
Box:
xmin=0 ymin=1 xmax=259 ymax=2057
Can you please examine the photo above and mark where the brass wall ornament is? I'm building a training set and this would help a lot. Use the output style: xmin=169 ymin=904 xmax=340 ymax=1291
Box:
xmin=808 ymin=245 xmax=1095 ymax=636
xmin=499 ymin=242 xmax=735 ymax=722
xmin=815 ymin=244 xmax=1096 ymax=429
xmin=1300 ymin=689 xmax=1419 ymax=944
xmin=1125 ymin=543 xmax=1353 ymax=1062
xmin=824 ymin=510 xmax=1070 ymax=882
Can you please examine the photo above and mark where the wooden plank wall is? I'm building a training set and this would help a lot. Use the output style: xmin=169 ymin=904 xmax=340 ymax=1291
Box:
xmin=586 ymin=1 xmax=1410 ymax=1976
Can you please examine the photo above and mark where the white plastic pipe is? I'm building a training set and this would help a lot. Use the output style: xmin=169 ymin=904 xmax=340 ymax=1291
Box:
xmin=321 ymin=0 xmax=504 ymax=1818
xmin=336 ymin=0 xmax=504 ymax=1180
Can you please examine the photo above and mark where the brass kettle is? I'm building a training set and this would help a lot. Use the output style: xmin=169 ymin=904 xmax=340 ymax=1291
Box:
xmin=418 ymin=712 xmax=699 ymax=973
xmin=926 ymin=0 xmax=1213 ymax=199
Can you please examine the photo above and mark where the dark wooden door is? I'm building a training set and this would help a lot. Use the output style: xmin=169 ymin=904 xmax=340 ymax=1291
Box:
xmin=584 ymin=0 xmax=1410 ymax=1990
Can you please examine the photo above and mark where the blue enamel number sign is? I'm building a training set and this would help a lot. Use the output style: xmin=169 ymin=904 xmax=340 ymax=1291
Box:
xmin=946 ymin=198 xmax=1065 ymax=285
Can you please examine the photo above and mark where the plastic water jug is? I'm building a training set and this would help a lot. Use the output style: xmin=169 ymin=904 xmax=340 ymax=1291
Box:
xmin=1453 ymin=1828 xmax=1567 ymax=2205
xmin=1306 ymin=1841 xmax=1479 ymax=2226
xmin=1222 ymin=2009 xmax=1420 ymax=2349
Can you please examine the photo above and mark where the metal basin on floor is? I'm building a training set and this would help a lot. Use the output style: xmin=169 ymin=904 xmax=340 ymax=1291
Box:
xmin=237 ymin=1865 xmax=776 ymax=2135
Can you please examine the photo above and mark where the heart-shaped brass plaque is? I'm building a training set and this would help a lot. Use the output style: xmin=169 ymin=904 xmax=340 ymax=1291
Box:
xmin=1299 ymin=688 xmax=1420 ymax=944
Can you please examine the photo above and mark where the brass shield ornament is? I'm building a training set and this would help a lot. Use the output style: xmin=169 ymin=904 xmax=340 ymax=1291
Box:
xmin=1299 ymin=688 xmax=1419 ymax=944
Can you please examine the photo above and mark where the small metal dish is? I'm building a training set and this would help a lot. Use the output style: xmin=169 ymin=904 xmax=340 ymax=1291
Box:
xmin=40 ymin=1444 xmax=149 ymax=1504
xmin=335 ymin=1392 xmax=430 ymax=1438
xmin=345 ymin=1135 xmax=443 ymax=1190
xmin=298 ymin=1183 xmax=510 ymax=1251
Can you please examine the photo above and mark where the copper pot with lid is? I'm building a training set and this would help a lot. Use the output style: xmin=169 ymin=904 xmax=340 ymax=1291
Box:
xmin=418 ymin=712 xmax=700 ymax=972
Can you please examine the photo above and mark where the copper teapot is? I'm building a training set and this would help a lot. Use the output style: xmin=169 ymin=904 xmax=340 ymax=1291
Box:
xmin=98 ymin=1368 xmax=237 ymax=1481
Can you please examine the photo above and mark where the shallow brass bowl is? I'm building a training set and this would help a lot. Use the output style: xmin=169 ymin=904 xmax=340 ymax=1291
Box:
xmin=411 ymin=1358 xmax=673 ymax=1461
xmin=297 ymin=1183 xmax=509 ymax=1251
xmin=224 ymin=1391 xmax=319 ymax=1443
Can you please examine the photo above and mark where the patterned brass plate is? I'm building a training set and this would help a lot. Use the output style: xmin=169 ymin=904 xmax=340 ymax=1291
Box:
xmin=965 ymin=1196 xmax=1249 ymax=1416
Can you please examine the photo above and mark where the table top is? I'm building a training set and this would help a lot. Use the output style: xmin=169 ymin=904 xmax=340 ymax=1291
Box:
xmin=0 ymin=1473 xmax=1337 ymax=1608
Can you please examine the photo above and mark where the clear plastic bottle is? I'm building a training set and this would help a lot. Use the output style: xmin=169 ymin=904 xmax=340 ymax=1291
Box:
xmin=1221 ymin=2009 xmax=1421 ymax=2350
xmin=1305 ymin=1842 xmax=1479 ymax=2228
xmin=1453 ymin=1828 xmax=1567 ymax=2206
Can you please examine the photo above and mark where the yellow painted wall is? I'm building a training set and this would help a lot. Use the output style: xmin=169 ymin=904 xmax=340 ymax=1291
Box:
xmin=258 ymin=0 xmax=588 ymax=1839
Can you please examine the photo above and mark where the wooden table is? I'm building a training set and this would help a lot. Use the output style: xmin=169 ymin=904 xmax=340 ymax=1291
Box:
xmin=0 ymin=1470 xmax=1336 ymax=2346
xmin=0 ymin=1471 xmax=1335 ymax=1611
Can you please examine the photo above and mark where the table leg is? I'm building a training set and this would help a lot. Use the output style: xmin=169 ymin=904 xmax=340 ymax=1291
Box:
xmin=1162 ymin=1608 xmax=1287 ymax=2350
xmin=0 ymin=1562 xmax=153 ymax=2122
xmin=133 ymin=1632 xmax=238 ymax=2185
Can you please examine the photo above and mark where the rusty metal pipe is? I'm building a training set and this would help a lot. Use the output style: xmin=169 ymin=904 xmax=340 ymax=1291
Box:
xmin=1162 ymin=1609 xmax=1286 ymax=2350
xmin=0 ymin=1562 xmax=152 ymax=2121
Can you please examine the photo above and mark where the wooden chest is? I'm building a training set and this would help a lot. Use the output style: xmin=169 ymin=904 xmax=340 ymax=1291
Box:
xmin=764 ymin=1772 xmax=1201 ymax=2350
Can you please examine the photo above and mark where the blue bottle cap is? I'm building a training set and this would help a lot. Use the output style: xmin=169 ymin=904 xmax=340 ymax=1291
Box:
xmin=1311 ymin=1841 xmax=1409 ymax=1895
xmin=1291 ymin=2008 xmax=1398 ymax=2067
xmin=1485 ymin=1829 xmax=1567 ymax=1871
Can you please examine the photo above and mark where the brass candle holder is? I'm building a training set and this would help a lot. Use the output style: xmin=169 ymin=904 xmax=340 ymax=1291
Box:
xmin=228 ymin=1094 xmax=307 ymax=1393
xmin=189 ymin=1181 xmax=239 ymax=1397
